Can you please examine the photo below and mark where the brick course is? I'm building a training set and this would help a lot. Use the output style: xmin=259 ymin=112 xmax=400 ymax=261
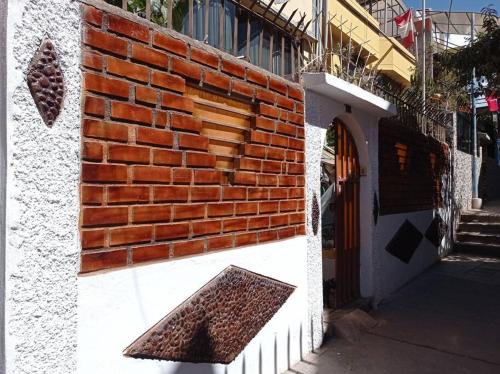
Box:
xmin=378 ymin=118 xmax=449 ymax=215
xmin=79 ymin=4 xmax=305 ymax=273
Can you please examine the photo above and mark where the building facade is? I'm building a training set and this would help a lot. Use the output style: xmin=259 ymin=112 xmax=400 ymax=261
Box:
xmin=1 ymin=0 xmax=456 ymax=373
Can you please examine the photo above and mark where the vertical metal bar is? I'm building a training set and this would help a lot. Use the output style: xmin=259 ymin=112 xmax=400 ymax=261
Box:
xmin=123 ymin=0 xmax=128 ymax=10
xmin=281 ymin=35 xmax=285 ymax=76
xmin=189 ymin=0 xmax=194 ymax=37
xmin=168 ymin=0 xmax=173 ymax=28
xmin=422 ymin=0 xmax=426 ymax=112
xmin=358 ymin=51 xmax=371 ymax=86
xmin=346 ymin=24 xmax=353 ymax=80
xmin=0 ymin=0 xmax=7 ymax=370
xmin=205 ymin=0 xmax=210 ymax=41
xmin=269 ymin=33 xmax=274 ymax=72
xmin=233 ymin=7 xmax=238 ymax=55
xmin=146 ymin=0 xmax=151 ymax=20
xmin=246 ymin=16 xmax=250 ymax=60
xmin=291 ymin=41 xmax=295 ymax=78
xmin=339 ymin=15 xmax=343 ymax=74
xmin=219 ymin=0 xmax=225 ymax=48
xmin=471 ymin=14 xmax=478 ymax=199
xmin=258 ymin=23 xmax=264 ymax=67
xmin=384 ymin=0 xmax=388 ymax=33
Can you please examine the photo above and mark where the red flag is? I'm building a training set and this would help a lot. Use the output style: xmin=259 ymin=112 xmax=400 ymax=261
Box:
xmin=395 ymin=9 xmax=415 ymax=48
xmin=486 ymin=91 xmax=498 ymax=112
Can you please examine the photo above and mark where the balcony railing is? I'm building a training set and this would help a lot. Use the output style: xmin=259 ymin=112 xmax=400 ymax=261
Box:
xmin=304 ymin=49 xmax=449 ymax=143
xmin=104 ymin=0 xmax=312 ymax=81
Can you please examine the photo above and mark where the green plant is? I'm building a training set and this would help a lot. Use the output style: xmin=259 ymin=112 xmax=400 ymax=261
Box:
xmin=437 ymin=6 xmax=499 ymax=92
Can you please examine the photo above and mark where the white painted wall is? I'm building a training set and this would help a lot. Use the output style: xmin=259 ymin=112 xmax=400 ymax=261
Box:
xmin=304 ymin=85 xmax=449 ymax=308
xmin=374 ymin=210 xmax=441 ymax=300
xmin=305 ymin=90 xmax=379 ymax=310
xmin=77 ymin=237 xmax=309 ymax=374
xmin=4 ymin=0 xmax=82 ymax=373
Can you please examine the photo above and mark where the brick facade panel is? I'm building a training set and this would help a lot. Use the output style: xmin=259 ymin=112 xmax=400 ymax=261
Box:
xmin=79 ymin=4 xmax=305 ymax=273
xmin=378 ymin=118 xmax=449 ymax=215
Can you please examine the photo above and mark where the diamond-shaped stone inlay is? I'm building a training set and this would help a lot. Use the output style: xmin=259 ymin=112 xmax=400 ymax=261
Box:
xmin=123 ymin=266 xmax=295 ymax=364
xmin=385 ymin=219 xmax=423 ymax=263
xmin=312 ymin=192 xmax=320 ymax=235
xmin=27 ymin=39 xmax=64 ymax=127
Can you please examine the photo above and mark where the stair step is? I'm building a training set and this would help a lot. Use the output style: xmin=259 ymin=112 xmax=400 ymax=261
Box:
xmin=457 ymin=232 xmax=500 ymax=245
xmin=454 ymin=241 xmax=500 ymax=258
xmin=458 ymin=222 xmax=500 ymax=234
xmin=461 ymin=212 xmax=500 ymax=224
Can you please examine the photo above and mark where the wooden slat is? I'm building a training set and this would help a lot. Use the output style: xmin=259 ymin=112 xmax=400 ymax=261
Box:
xmin=186 ymin=85 xmax=255 ymax=172
xmin=334 ymin=120 xmax=360 ymax=308
xmin=216 ymin=156 xmax=234 ymax=170
xmin=201 ymin=122 xmax=246 ymax=143
xmin=195 ymin=107 xmax=249 ymax=129
xmin=208 ymin=139 xmax=240 ymax=157
xmin=186 ymin=86 xmax=253 ymax=114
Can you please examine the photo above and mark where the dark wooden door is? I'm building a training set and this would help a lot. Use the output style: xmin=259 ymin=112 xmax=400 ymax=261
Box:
xmin=335 ymin=120 xmax=360 ymax=307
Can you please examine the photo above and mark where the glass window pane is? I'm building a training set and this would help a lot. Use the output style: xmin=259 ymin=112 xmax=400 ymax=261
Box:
xmin=208 ymin=0 xmax=221 ymax=47
xmin=151 ymin=0 xmax=169 ymax=27
xmin=106 ymin=0 xmax=123 ymax=7
xmin=172 ymin=0 xmax=189 ymax=35
xmin=193 ymin=0 xmax=206 ymax=41
xmin=284 ymin=39 xmax=292 ymax=75
xmin=249 ymin=19 xmax=260 ymax=65
xmin=224 ymin=0 xmax=235 ymax=53
xmin=272 ymin=33 xmax=281 ymax=75
xmin=261 ymin=29 xmax=270 ymax=70
xmin=237 ymin=11 xmax=248 ymax=57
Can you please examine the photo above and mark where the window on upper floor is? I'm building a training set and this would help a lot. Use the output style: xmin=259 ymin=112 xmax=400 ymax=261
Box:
xmin=105 ymin=0 xmax=305 ymax=81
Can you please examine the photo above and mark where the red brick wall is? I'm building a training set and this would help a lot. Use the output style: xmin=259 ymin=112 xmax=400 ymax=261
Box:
xmin=379 ymin=118 xmax=449 ymax=215
xmin=79 ymin=4 xmax=306 ymax=273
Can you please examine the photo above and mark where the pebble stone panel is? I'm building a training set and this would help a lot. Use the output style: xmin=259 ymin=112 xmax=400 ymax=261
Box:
xmin=123 ymin=266 xmax=295 ymax=364
xmin=311 ymin=192 xmax=319 ymax=235
xmin=27 ymin=39 xmax=64 ymax=127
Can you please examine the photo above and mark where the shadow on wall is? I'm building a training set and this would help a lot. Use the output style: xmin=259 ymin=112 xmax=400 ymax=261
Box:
xmin=157 ymin=319 xmax=312 ymax=374
xmin=479 ymin=157 xmax=500 ymax=202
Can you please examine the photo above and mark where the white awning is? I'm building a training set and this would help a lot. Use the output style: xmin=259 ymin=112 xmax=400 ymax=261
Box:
xmin=303 ymin=72 xmax=397 ymax=117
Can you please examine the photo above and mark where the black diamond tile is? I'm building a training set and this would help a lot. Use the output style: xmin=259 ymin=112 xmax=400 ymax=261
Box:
xmin=385 ymin=219 xmax=423 ymax=263
xmin=425 ymin=215 xmax=445 ymax=247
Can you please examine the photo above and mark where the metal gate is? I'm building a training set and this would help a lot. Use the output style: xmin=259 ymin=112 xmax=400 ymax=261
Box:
xmin=335 ymin=120 xmax=360 ymax=307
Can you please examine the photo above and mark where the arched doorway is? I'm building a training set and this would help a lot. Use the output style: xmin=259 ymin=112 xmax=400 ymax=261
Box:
xmin=322 ymin=119 xmax=361 ymax=308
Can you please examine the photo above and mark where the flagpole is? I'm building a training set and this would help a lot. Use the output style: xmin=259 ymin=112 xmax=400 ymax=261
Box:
xmin=422 ymin=0 xmax=426 ymax=117
xmin=384 ymin=0 xmax=388 ymax=34
xmin=414 ymin=9 xmax=419 ymax=64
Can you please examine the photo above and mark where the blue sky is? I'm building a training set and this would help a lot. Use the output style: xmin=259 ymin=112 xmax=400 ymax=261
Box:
xmin=405 ymin=0 xmax=500 ymax=12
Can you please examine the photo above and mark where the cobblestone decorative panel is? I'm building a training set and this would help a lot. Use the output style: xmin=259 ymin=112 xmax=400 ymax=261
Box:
xmin=311 ymin=192 xmax=319 ymax=235
xmin=124 ymin=266 xmax=295 ymax=364
xmin=27 ymin=39 xmax=64 ymax=127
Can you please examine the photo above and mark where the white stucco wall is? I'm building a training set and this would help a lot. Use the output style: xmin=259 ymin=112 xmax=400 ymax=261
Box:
xmin=304 ymin=85 xmax=452 ymax=308
xmin=305 ymin=90 xmax=379 ymax=309
xmin=454 ymin=149 xmax=481 ymax=212
xmin=77 ymin=237 xmax=309 ymax=374
xmin=374 ymin=210 xmax=441 ymax=300
xmin=4 ymin=0 xmax=82 ymax=373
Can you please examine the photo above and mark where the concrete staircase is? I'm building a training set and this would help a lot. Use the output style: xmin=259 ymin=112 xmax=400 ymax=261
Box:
xmin=455 ymin=211 xmax=500 ymax=257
